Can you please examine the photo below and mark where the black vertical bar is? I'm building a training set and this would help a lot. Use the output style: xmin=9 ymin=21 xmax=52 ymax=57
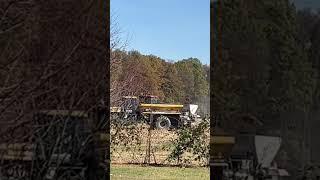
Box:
xmin=210 ymin=0 xmax=224 ymax=179
xmin=214 ymin=166 xmax=224 ymax=180
xmin=210 ymin=0 xmax=214 ymax=178
xmin=106 ymin=0 xmax=111 ymax=178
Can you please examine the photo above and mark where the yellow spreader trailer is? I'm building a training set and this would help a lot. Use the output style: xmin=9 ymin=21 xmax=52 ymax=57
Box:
xmin=139 ymin=103 xmax=184 ymax=113
xmin=110 ymin=95 xmax=200 ymax=129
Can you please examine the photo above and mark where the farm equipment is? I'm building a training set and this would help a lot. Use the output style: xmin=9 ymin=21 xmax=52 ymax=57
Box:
xmin=110 ymin=95 xmax=201 ymax=129
xmin=211 ymin=133 xmax=290 ymax=179
xmin=0 ymin=108 xmax=108 ymax=180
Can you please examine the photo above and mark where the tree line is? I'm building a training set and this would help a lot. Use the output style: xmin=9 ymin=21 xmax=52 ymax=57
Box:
xmin=110 ymin=50 xmax=209 ymax=108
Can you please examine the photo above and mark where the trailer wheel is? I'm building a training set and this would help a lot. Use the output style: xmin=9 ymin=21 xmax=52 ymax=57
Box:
xmin=155 ymin=116 xmax=171 ymax=129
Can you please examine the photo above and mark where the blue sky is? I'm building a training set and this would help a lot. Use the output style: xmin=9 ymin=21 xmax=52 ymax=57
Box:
xmin=111 ymin=0 xmax=210 ymax=65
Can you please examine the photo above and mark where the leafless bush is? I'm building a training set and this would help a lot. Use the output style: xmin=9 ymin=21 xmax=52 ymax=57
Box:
xmin=0 ymin=0 xmax=108 ymax=179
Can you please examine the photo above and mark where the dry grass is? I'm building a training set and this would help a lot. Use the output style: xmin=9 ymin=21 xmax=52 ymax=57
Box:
xmin=111 ymin=122 xmax=209 ymax=166
xmin=111 ymin=126 xmax=177 ymax=164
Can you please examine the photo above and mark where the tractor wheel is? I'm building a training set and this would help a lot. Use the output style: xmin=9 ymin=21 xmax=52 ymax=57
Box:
xmin=155 ymin=116 xmax=171 ymax=129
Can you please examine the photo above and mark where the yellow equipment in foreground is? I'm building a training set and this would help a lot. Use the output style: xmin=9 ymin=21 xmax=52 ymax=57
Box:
xmin=211 ymin=135 xmax=235 ymax=159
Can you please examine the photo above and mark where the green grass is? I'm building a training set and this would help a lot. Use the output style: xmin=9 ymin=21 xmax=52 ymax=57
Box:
xmin=110 ymin=164 xmax=209 ymax=180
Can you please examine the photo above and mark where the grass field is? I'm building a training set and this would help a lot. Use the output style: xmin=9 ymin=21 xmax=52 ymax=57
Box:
xmin=110 ymin=164 xmax=209 ymax=180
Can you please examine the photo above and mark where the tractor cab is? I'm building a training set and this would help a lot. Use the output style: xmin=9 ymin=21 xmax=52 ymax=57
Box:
xmin=121 ymin=96 xmax=139 ymax=112
xmin=118 ymin=95 xmax=161 ymax=113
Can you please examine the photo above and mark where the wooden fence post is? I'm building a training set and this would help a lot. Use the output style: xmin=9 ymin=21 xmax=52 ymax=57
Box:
xmin=144 ymin=114 xmax=153 ymax=165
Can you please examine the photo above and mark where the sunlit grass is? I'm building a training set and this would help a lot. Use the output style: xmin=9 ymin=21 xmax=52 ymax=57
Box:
xmin=110 ymin=164 xmax=209 ymax=180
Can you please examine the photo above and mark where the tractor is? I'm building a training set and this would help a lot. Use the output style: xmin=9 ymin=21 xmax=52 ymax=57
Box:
xmin=110 ymin=95 xmax=201 ymax=129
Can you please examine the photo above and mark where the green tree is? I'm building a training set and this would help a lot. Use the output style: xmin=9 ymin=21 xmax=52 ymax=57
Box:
xmin=175 ymin=58 xmax=209 ymax=104
xmin=160 ymin=62 xmax=183 ymax=103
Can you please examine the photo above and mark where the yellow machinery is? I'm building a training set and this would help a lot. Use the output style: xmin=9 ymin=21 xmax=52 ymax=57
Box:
xmin=210 ymin=134 xmax=236 ymax=179
xmin=139 ymin=104 xmax=184 ymax=114
xmin=211 ymin=135 xmax=235 ymax=159
xmin=210 ymin=133 xmax=289 ymax=179
xmin=111 ymin=95 xmax=198 ymax=129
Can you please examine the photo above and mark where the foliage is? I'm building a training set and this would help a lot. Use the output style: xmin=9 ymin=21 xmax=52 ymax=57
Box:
xmin=167 ymin=119 xmax=210 ymax=166
xmin=110 ymin=118 xmax=210 ymax=167
xmin=110 ymin=118 xmax=145 ymax=155
xmin=110 ymin=50 xmax=209 ymax=105
xmin=212 ymin=0 xmax=316 ymax=132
